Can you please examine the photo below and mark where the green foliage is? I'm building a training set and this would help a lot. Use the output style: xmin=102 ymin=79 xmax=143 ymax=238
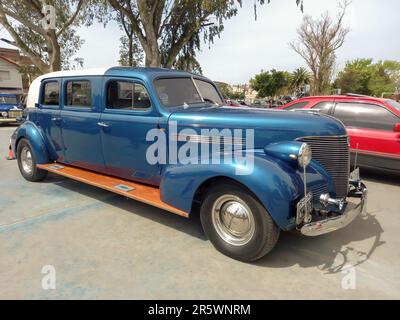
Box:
xmin=250 ymin=69 xmax=291 ymax=98
xmin=214 ymin=82 xmax=245 ymax=99
xmin=0 ymin=0 xmax=94 ymax=73
xmin=335 ymin=59 xmax=400 ymax=96
xmin=108 ymin=0 xmax=303 ymax=67
xmin=215 ymin=81 xmax=232 ymax=98
xmin=173 ymin=54 xmax=203 ymax=75
xmin=290 ymin=67 xmax=310 ymax=92
xmin=118 ymin=35 xmax=144 ymax=67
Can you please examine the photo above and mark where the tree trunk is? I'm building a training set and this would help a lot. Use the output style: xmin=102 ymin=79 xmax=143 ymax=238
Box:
xmin=128 ymin=37 xmax=133 ymax=66
xmin=47 ymin=32 xmax=61 ymax=72
xmin=145 ymin=45 xmax=162 ymax=67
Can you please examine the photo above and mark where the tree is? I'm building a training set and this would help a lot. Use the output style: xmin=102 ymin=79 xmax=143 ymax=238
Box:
xmin=335 ymin=58 xmax=374 ymax=95
xmin=290 ymin=67 xmax=310 ymax=94
xmin=173 ymin=53 xmax=203 ymax=74
xmin=369 ymin=60 xmax=400 ymax=96
xmin=107 ymin=0 xmax=304 ymax=68
xmin=250 ymin=69 xmax=291 ymax=98
xmin=0 ymin=0 xmax=92 ymax=73
xmin=215 ymin=81 xmax=233 ymax=98
xmin=290 ymin=1 xmax=350 ymax=95
xmin=335 ymin=59 xmax=400 ymax=96
xmin=118 ymin=13 xmax=144 ymax=67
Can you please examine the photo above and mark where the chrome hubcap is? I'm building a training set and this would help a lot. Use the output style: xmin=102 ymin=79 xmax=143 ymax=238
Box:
xmin=21 ymin=147 xmax=33 ymax=174
xmin=211 ymin=195 xmax=255 ymax=246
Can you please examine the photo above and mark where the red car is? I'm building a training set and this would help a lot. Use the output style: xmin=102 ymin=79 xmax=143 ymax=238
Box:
xmin=279 ymin=95 xmax=400 ymax=173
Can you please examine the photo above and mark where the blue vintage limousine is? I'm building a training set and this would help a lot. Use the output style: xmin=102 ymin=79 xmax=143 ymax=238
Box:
xmin=11 ymin=67 xmax=367 ymax=261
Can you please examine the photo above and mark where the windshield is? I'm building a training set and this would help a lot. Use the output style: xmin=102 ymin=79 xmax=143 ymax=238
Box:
xmin=154 ymin=78 xmax=222 ymax=107
xmin=194 ymin=79 xmax=223 ymax=105
xmin=0 ymin=96 xmax=18 ymax=105
xmin=385 ymin=99 xmax=400 ymax=112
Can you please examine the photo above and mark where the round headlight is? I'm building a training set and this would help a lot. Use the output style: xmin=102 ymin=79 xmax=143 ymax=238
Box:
xmin=1 ymin=111 xmax=8 ymax=117
xmin=298 ymin=143 xmax=312 ymax=167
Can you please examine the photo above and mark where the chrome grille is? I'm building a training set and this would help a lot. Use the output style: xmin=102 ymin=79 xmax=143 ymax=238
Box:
xmin=8 ymin=110 xmax=22 ymax=118
xmin=299 ymin=136 xmax=350 ymax=198
xmin=309 ymin=184 xmax=329 ymax=203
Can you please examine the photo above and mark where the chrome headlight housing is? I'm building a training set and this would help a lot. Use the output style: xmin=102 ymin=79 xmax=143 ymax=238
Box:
xmin=1 ymin=111 xmax=8 ymax=117
xmin=298 ymin=143 xmax=312 ymax=167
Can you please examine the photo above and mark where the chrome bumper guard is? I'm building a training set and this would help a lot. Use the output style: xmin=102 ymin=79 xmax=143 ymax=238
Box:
xmin=300 ymin=180 xmax=368 ymax=237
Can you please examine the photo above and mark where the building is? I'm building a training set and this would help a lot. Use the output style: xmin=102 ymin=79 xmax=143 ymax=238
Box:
xmin=231 ymin=84 xmax=258 ymax=103
xmin=0 ymin=47 xmax=23 ymax=94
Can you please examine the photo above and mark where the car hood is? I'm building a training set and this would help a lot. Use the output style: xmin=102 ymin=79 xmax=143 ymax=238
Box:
xmin=0 ymin=104 xmax=19 ymax=111
xmin=168 ymin=105 xmax=346 ymax=148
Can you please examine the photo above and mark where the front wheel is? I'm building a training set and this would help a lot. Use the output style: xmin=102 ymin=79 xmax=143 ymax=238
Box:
xmin=17 ymin=139 xmax=47 ymax=182
xmin=200 ymin=182 xmax=280 ymax=262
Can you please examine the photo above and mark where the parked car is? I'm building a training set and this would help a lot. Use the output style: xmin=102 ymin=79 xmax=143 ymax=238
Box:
xmin=0 ymin=93 xmax=24 ymax=124
xmin=279 ymin=95 xmax=400 ymax=173
xmin=225 ymin=99 xmax=242 ymax=107
xmin=11 ymin=68 xmax=367 ymax=262
xmin=249 ymin=99 xmax=270 ymax=108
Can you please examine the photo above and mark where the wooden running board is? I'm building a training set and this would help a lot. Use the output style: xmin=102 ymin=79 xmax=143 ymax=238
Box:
xmin=37 ymin=163 xmax=189 ymax=218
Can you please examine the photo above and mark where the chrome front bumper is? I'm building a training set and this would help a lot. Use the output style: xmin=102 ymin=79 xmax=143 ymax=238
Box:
xmin=0 ymin=118 xmax=18 ymax=122
xmin=300 ymin=180 xmax=368 ymax=237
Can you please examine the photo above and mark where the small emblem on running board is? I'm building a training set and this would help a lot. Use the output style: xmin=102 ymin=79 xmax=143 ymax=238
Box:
xmin=114 ymin=184 xmax=135 ymax=192
xmin=49 ymin=165 xmax=65 ymax=170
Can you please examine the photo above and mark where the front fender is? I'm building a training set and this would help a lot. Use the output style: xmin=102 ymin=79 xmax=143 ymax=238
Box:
xmin=160 ymin=150 xmax=333 ymax=230
xmin=11 ymin=121 xmax=51 ymax=164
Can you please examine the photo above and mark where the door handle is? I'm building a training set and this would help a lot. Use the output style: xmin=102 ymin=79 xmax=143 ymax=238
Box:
xmin=51 ymin=117 xmax=61 ymax=121
xmin=97 ymin=122 xmax=110 ymax=128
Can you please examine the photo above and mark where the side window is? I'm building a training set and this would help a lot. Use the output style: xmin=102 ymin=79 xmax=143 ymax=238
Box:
xmin=311 ymin=101 xmax=334 ymax=114
xmin=42 ymin=81 xmax=59 ymax=106
xmin=107 ymin=81 xmax=151 ymax=110
xmin=334 ymin=103 xmax=399 ymax=130
xmin=285 ymin=101 xmax=309 ymax=110
xmin=65 ymin=80 xmax=92 ymax=107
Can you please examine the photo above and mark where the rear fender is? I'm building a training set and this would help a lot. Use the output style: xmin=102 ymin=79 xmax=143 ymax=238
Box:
xmin=12 ymin=121 xmax=51 ymax=164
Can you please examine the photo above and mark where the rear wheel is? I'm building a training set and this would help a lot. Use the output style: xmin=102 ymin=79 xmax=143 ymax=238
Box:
xmin=200 ymin=182 xmax=280 ymax=262
xmin=17 ymin=139 xmax=47 ymax=182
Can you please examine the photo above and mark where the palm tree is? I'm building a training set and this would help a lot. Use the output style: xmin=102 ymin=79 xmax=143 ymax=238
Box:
xmin=290 ymin=67 xmax=310 ymax=94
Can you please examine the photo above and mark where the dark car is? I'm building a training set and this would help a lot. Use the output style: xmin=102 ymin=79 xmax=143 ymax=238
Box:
xmin=0 ymin=93 xmax=24 ymax=124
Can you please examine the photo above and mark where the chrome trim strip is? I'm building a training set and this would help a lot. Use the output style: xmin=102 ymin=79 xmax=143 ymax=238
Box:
xmin=171 ymin=134 xmax=246 ymax=145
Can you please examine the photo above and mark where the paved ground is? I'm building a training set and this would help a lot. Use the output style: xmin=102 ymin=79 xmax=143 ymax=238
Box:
xmin=0 ymin=125 xmax=399 ymax=299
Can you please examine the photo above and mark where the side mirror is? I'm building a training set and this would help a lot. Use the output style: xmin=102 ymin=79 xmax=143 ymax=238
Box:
xmin=394 ymin=123 xmax=400 ymax=132
xmin=35 ymin=103 xmax=41 ymax=109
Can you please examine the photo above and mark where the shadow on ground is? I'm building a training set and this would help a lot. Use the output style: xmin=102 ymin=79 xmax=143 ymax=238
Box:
xmin=360 ymin=167 xmax=400 ymax=186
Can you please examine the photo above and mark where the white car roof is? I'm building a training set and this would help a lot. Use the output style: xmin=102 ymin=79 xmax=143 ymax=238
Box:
xmin=26 ymin=68 xmax=110 ymax=108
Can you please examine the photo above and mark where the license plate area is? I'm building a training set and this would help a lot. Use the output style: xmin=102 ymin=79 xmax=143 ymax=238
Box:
xmin=296 ymin=192 xmax=313 ymax=225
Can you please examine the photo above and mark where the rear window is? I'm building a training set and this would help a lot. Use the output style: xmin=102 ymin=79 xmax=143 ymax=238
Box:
xmin=284 ymin=101 xmax=309 ymax=110
xmin=0 ymin=95 xmax=18 ymax=105
xmin=311 ymin=101 xmax=334 ymax=114
xmin=42 ymin=81 xmax=59 ymax=106
xmin=385 ymin=99 xmax=400 ymax=112
xmin=65 ymin=80 xmax=92 ymax=107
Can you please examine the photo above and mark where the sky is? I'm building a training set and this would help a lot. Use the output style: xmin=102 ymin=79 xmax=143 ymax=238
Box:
xmin=1 ymin=0 xmax=399 ymax=84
